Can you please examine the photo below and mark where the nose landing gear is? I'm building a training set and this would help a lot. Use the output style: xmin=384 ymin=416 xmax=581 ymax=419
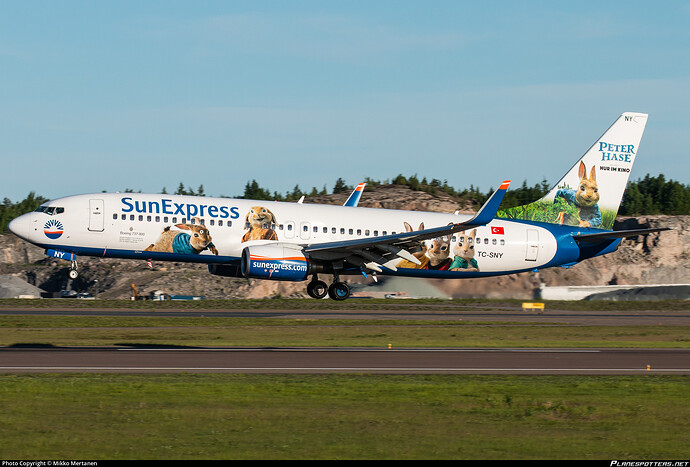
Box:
xmin=68 ymin=260 xmax=79 ymax=280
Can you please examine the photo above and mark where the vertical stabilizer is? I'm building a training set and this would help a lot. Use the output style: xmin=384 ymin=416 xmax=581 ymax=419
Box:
xmin=498 ymin=112 xmax=648 ymax=229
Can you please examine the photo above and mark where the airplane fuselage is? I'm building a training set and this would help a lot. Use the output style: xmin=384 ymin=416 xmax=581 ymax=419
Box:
xmin=9 ymin=192 xmax=613 ymax=281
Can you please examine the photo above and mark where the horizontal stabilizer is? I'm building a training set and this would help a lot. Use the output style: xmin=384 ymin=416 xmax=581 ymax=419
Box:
xmin=573 ymin=227 xmax=670 ymax=243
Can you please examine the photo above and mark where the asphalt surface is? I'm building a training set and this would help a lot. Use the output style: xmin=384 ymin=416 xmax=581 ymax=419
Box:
xmin=1 ymin=304 xmax=689 ymax=375
xmin=1 ymin=306 xmax=690 ymax=325
xmin=1 ymin=347 xmax=689 ymax=375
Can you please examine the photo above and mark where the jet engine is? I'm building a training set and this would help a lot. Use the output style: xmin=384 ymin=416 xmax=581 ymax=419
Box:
xmin=241 ymin=245 xmax=315 ymax=281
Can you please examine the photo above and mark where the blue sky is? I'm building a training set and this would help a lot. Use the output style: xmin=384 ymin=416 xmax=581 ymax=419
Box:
xmin=2 ymin=1 xmax=689 ymax=201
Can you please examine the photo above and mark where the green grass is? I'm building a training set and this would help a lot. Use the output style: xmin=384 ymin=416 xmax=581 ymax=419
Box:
xmin=1 ymin=316 xmax=689 ymax=348
xmin=0 ymin=374 xmax=688 ymax=459
xmin=1 ymin=300 xmax=688 ymax=459
xmin=1 ymin=297 xmax=689 ymax=311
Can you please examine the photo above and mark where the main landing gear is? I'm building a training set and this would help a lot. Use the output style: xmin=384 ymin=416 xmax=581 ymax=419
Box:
xmin=307 ymin=275 xmax=350 ymax=301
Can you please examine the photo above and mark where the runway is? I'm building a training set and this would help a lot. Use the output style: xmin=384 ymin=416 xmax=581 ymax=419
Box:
xmin=2 ymin=306 xmax=690 ymax=325
xmin=1 ymin=347 xmax=689 ymax=374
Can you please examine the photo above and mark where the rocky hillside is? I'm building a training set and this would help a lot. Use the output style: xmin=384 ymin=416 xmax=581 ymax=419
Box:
xmin=0 ymin=185 xmax=687 ymax=299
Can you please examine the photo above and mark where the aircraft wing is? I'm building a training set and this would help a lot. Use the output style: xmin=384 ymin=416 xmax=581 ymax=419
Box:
xmin=343 ymin=183 xmax=366 ymax=207
xmin=304 ymin=180 xmax=510 ymax=272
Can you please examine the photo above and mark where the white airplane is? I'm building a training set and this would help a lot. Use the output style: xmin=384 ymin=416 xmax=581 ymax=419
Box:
xmin=9 ymin=112 xmax=668 ymax=300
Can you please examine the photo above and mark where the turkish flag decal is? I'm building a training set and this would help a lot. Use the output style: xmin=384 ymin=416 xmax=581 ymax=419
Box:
xmin=491 ymin=226 xmax=505 ymax=235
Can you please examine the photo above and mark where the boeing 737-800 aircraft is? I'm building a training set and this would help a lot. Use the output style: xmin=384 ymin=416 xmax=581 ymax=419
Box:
xmin=9 ymin=112 xmax=668 ymax=300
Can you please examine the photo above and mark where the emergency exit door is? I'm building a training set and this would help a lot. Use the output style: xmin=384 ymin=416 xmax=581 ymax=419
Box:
xmin=525 ymin=229 xmax=539 ymax=261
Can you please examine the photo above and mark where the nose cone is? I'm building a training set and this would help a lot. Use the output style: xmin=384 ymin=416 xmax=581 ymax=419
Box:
xmin=8 ymin=214 xmax=29 ymax=241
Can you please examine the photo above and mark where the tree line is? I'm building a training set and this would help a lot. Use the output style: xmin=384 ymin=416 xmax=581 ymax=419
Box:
xmin=1 ymin=174 xmax=688 ymax=233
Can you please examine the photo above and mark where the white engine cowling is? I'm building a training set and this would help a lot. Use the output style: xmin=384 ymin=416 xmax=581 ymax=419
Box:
xmin=241 ymin=245 xmax=310 ymax=281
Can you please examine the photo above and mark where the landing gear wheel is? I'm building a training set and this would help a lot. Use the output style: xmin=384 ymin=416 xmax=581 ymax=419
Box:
xmin=328 ymin=281 xmax=350 ymax=301
xmin=307 ymin=280 xmax=328 ymax=299
xmin=68 ymin=269 xmax=79 ymax=280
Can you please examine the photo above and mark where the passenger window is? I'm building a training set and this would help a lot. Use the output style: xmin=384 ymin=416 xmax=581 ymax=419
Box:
xmin=365 ymin=230 xmax=370 ymax=236
xmin=323 ymin=227 xmax=327 ymax=233
xmin=331 ymin=227 xmax=336 ymax=234
xmin=121 ymin=214 xmax=126 ymax=220
xmin=340 ymin=228 xmax=345 ymax=234
xmin=287 ymin=224 xmax=293 ymax=231
xmin=303 ymin=225 xmax=308 ymax=232
xmin=112 ymin=214 xmax=117 ymax=220
xmin=492 ymin=238 xmax=497 ymax=245
xmin=349 ymin=229 xmax=353 ymax=235
xmin=155 ymin=216 xmax=160 ymax=222
xmin=218 ymin=220 xmax=223 ymax=227
xmin=147 ymin=215 xmax=152 ymax=222
xmin=500 ymin=239 xmax=505 ymax=246
xmin=313 ymin=226 xmax=318 ymax=233
xmin=209 ymin=219 xmax=214 ymax=226
xmin=130 ymin=214 xmax=135 ymax=221
xmin=484 ymin=238 xmax=489 ymax=244
xmin=164 ymin=217 xmax=169 ymax=223
xmin=382 ymin=231 xmax=387 ymax=236
xmin=173 ymin=217 xmax=178 ymax=224
xmin=138 ymin=215 xmax=143 ymax=221
xmin=357 ymin=229 xmax=362 ymax=236
xmin=227 ymin=221 xmax=232 ymax=227
xmin=373 ymin=230 xmax=378 ymax=236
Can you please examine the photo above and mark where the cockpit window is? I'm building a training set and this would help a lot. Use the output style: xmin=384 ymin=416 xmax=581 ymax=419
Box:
xmin=35 ymin=206 xmax=65 ymax=215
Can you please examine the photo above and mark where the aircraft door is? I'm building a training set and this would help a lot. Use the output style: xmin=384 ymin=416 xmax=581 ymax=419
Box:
xmin=88 ymin=199 xmax=104 ymax=232
xmin=525 ymin=229 xmax=538 ymax=261
xmin=300 ymin=222 xmax=311 ymax=240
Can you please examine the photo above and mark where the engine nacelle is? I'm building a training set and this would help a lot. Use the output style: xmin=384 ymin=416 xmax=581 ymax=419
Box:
xmin=241 ymin=245 xmax=311 ymax=281
xmin=208 ymin=263 xmax=243 ymax=278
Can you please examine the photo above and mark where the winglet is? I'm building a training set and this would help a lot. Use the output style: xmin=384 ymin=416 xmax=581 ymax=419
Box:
xmin=467 ymin=180 xmax=510 ymax=226
xmin=344 ymin=182 xmax=367 ymax=207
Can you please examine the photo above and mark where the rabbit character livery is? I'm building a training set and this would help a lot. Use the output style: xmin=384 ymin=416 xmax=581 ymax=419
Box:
xmin=554 ymin=162 xmax=602 ymax=228
xmin=242 ymin=206 xmax=279 ymax=242
xmin=427 ymin=235 xmax=452 ymax=270
xmin=449 ymin=229 xmax=479 ymax=271
xmin=396 ymin=222 xmax=430 ymax=269
xmin=145 ymin=217 xmax=218 ymax=255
